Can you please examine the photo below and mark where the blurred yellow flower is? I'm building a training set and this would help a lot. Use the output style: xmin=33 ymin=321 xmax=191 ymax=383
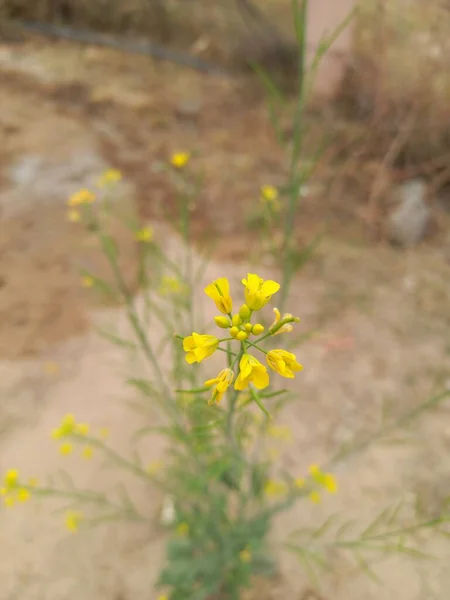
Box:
xmin=59 ymin=442 xmax=73 ymax=455
xmin=68 ymin=208 xmax=81 ymax=222
xmin=260 ymin=185 xmax=278 ymax=203
xmin=159 ymin=275 xmax=185 ymax=296
xmin=99 ymin=427 xmax=110 ymax=440
xmin=135 ymin=226 xmax=154 ymax=243
xmin=4 ymin=469 xmax=19 ymax=490
xmin=264 ymin=480 xmax=288 ymax=497
xmin=323 ymin=473 xmax=338 ymax=494
xmin=97 ymin=168 xmax=122 ymax=188
xmin=204 ymin=278 xmax=233 ymax=314
xmin=294 ymin=477 xmax=305 ymax=489
xmin=81 ymin=446 xmax=94 ymax=460
xmin=28 ymin=478 xmax=39 ymax=488
xmin=241 ymin=273 xmax=280 ymax=311
xmin=65 ymin=510 xmax=83 ymax=533
xmin=76 ymin=423 xmax=89 ymax=436
xmin=3 ymin=495 xmax=15 ymax=508
xmin=146 ymin=460 xmax=163 ymax=475
xmin=260 ymin=185 xmax=281 ymax=211
xmin=183 ymin=333 xmax=219 ymax=364
xmin=266 ymin=349 xmax=303 ymax=379
xmin=68 ymin=188 xmax=96 ymax=207
xmin=81 ymin=275 xmax=94 ymax=288
xmin=51 ymin=414 xmax=76 ymax=439
xmin=176 ymin=522 xmax=189 ymax=536
xmin=17 ymin=488 xmax=30 ymax=503
xmin=239 ymin=548 xmax=252 ymax=563
xmin=308 ymin=465 xmax=338 ymax=494
xmin=170 ymin=152 xmax=191 ymax=168
xmin=204 ymin=368 xmax=234 ymax=404
xmin=234 ymin=354 xmax=269 ymax=391
xmin=267 ymin=425 xmax=292 ymax=442
xmin=309 ymin=491 xmax=321 ymax=504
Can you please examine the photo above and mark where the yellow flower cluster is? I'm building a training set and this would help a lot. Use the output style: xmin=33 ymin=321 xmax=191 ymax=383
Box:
xmin=294 ymin=464 xmax=338 ymax=504
xmin=50 ymin=414 xmax=107 ymax=460
xmin=264 ymin=465 xmax=338 ymax=504
xmin=1 ymin=469 xmax=36 ymax=508
xmin=158 ymin=275 xmax=187 ymax=296
xmin=66 ymin=169 xmax=122 ymax=222
xmin=97 ymin=168 xmax=122 ymax=188
xmin=182 ymin=274 xmax=302 ymax=404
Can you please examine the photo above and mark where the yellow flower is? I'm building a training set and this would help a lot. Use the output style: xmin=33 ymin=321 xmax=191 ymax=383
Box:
xmin=4 ymin=469 xmax=19 ymax=490
xmin=266 ymin=349 xmax=303 ymax=379
xmin=309 ymin=491 xmax=321 ymax=504
xmin=170 ymin=151 xmax=191 ymax=168
xmin=294 ymin=477 xmax=305 ymax=489
xmin=204 ymin=278 xmax=233 ymax=314
xmin=241 ymin=274 xmax=280 ymax=311
xmin=260 ymin=185 xmax=280 ymax=211
xmin=269 ymin=308 xmax=300 ymax=335
xmin=67 ymin=188 xmax=96 ymax=207
xmin=264 ymin=480 xmax=288 ymax=497
xmin=176 ymin=522 xmax=189 ymax=536
xmin=146 ymin=460 xmax=163 ymax=475
xmin=81 ymin=275 xmax=94 ymax=288
xmin=65 ymin=510 xmax=83 ymax=533
xmin=323 ymin=473 xmax=338 ymax=494
xmin=267 ymin=425 xmax=292 ymax=442
xmin=159 ymin=275 xmax=185 ymax=296
xmin=28 ymin=478 xmax=39 ymax=488
xmin=51 ymin=414 xmax=76 ymax=439
xmin=239 ymin=548 xmax=252 ymax=563
xmin=76 ymin=423 xmax=89 ymax=436
xmin=235 ymin=354 xmax=269 ymax=390
xmin=183 ymin=333 xmax=219 ymax=364
xmin=81 ymin=446 xmax=94 ymax=460
xmin=3 ymin=495 xmax=15 ymax=508
xmin=307 ymin=465 xmax=337 ymax=494
xmin=17 ymin=488 xmax=30 ymax=503
xmin=68 ymin=209 xmax=81 ymax=222
xmin=99 ymin=427 xmax=110 ymax=440
xmin=97 ymin=168 xmax=122 ymax=188
xmin=204 ymin=368 xmax=234 ymax=404
xmin=59 ymin=442 xmax=73 ymax=455
xmin=135 ymin=226 xmax=154 ymax=243
xmin=260 ymin=185 xmax=278 ymax=202
xmin=157 ymin=596 xmax=168 ymax=600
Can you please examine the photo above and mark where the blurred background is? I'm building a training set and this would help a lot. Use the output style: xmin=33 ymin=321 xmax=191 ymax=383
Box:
xmin=1 ymin=1 xmax=450 ymax=599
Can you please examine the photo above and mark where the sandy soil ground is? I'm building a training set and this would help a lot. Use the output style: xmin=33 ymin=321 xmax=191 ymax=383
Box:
xmin=1 ymin=33 xmax=450 ymax=600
